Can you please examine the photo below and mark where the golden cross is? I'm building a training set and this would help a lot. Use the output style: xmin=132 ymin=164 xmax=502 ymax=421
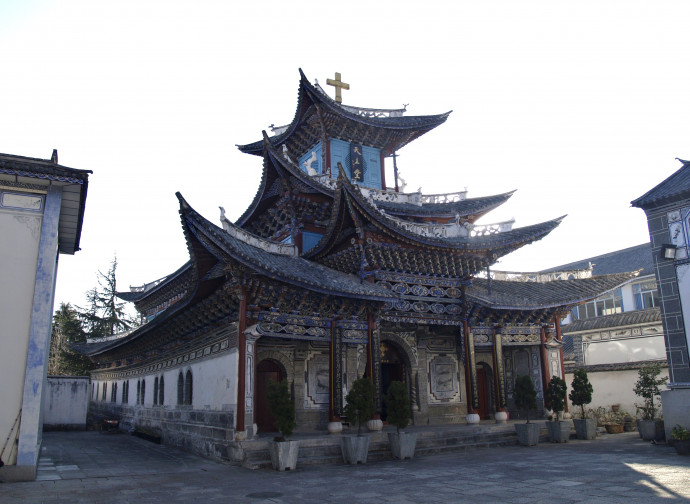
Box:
xmin=326 ymin=72 xmax=350 ymax=104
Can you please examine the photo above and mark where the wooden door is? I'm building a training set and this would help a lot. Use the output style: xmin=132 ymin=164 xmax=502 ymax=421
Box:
xmin=255 ymin=360 xmax=283 ymax=433
xmin=477 ymin=367 xmax=490 ymax=420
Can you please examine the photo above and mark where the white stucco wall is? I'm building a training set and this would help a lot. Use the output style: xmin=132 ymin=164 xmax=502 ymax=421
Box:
xmin=566 ymin=367 xmax=670 ymax=417
xmin=0 ymin=206 xmax=42 ymax=465
xmin=92 ymin=350 xmax=238 ymax=411
xmin=43 ymin=377 xmax=89 ymax=427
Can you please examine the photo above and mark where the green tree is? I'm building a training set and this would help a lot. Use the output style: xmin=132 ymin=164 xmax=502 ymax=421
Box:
xmin=633 ymin=363 xmax=668 ymax=420
xmin=344 ymin=378 xmax=375 ymax=436
xmin=384 ymin=381 xmax=411 ymax=434
xmin=79 ymin=257 xmax=136 ymax=338
xmin=514 ymin=375 xmax=537 ymax=423
xmin=48 ymin=303 xmax=93 ymax=376
xmin=266 ymin=379 xmax=296 ymax=440
xmin=569 ymin=368 xmax=593 ymax=419
xmin=546 ymin=376 xmax=567 ymax=420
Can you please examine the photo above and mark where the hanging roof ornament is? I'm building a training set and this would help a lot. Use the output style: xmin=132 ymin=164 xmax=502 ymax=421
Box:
xmin=326 ymin=72 xmax=350 ymax=103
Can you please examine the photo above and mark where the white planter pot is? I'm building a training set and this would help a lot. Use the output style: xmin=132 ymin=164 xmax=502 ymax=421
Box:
xmin=515 ymin=422 xmax=540 ymax=446
xmin=340 ymin=435 xmax=370 ymax=464
xmin=367 ymin=418 xmax=383 ymax=432
xmin=573 ymin=418 xmax=597 ymax=440
xmin=327 ymin=421 xmax=343 ymax=434
xmin=494 ymin=411 xmax=508 ymax=424
xmin=388 ymin=432 xmax=417 ymax=460
xmin=268 ymin=440 xmax=299 ymax=471
xmin=466 ymin=413 xmax=480 ymax=425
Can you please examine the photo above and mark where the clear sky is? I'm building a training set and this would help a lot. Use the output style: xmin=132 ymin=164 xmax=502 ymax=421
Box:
xmin=1 ymin=0 xmax=689 ymax=311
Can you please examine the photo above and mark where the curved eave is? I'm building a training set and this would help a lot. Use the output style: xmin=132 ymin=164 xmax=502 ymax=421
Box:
xmin=301 ymin=177 xmax=351 ymax=260
xmin=341 ymin=171 xmax=562 ymax=251
xmin=116 ymin=262 xmax=192 ymax=303
xmin=180 ymin=194 xmax=396 ymax=303
xmin=237 ymin=69 xmax=451 ymax=156
xmin=466 ymin=271 xmax=640 ymax=311
xmin=376 ymin=190 xmax=516 ymax=219
xmin=234 ymin=150 xmax=273 ymax=227
xmin=264 ymin=136 xmax=335 ymax=196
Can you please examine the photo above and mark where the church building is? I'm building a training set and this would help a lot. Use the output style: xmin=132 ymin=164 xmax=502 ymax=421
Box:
xmin=81 ymin=71 xmax=635 ymax=462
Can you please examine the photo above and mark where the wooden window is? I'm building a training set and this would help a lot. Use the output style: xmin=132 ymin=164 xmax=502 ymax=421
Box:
xmin=154 ymin=377 xmax=159 ymax=405
xmin=177 ymin=372 xmax=184 ymax=405
xmin=137 ymin=380 xmax=141 ymax=405
xmin=141 ymin=379 xmax=146 ymax=405
xmin=185 ymin=370 xmax=193 ymax=406
xmin=159 ymin=376 xmax=165 ymax=406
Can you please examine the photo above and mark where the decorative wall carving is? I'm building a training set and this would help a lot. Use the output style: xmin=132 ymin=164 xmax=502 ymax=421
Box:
xmin=428 ymin=355 xmax=460 ymax=402
xmin=305 ymin=353 xmax=330 ymax=408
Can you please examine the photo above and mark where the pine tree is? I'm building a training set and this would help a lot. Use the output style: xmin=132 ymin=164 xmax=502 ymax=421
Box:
xmin=569 ymin=368 xmax=593 ymax=419
xmin=48 ymin=303 xmax=93 ymax=376
xmin=79 ymin=257 xmax=135 ymax=338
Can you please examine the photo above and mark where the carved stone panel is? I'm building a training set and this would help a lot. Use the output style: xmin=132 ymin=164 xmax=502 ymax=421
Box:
xmin=428 ymin=355 xmax=460 ymax=402
xmin=305 ymin=353 xmax=329 ymax=409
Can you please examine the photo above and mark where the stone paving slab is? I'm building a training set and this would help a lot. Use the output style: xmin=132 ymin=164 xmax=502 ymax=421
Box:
xmin=0 ymin=431 xmax=689 ymax=503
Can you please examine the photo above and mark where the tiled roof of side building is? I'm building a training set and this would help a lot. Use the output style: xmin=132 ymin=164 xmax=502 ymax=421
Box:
xmin=466 ymin=271 xmax=640 ymax=310
xmin=562 ymin=307 xmax=661 ymax=333
xmin=632 ymin=159 xmax=690 ymax=209
xmin=540 ymin=243 xmax=653 ymax=276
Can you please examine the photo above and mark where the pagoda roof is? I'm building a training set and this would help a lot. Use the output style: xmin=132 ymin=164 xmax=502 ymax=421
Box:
xmin=308 ymin=170 xmax=563 ymax=259
xmin=116 ymin=262 xmax=192 ymax=303
xmin=181 ymin=193 xmax=396 ymax=302
xmin=237 ymin=69 xmax=450 ymax=157
xmin=0 ymin=151 xmax=91 ymax=254
xmin=375 ymin=190 xmax=515 ymax=219
xmin=632 ymin=158 xmax=690 ymax=209
xmin=466 ymin=271 xmax=640 ymax=311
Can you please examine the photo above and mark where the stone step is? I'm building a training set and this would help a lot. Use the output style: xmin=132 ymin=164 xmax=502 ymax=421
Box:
xmin=241 ymin=426 xmax=527 ymax=470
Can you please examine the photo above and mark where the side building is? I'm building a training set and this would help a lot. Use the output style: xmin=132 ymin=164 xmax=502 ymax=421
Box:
xmin=0 ymin=151 xmax=90 ymax=482
xmin=539 ymin=243 xmax=666 ymax=416
xmin=632 ymin=158 xmax=690 ymax=441
xmin=76 ymin=71 xmax=636 ymax=463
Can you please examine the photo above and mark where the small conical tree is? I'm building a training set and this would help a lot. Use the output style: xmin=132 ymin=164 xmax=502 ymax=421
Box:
xmin=514 ymin=375 xmax=537 ymax=423
xmin=384 ymin=381 xmax=411 ymax=435
xmin=633 ymin=363 xmax=668 ymax=420
xmin=344 ymin=377 xmax=375 ymax=436
xmin=546 ymin=376 xmax=568 ymax=420
xmin=569 ymin=368 xmax=593 ymax=419
xmin=266 ymin=379 xmax=296 ymax=441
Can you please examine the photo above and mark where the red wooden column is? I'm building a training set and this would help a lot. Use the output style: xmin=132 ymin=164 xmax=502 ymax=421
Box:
xmin=236 ymin=289 xmax=247 ymax=436
xmin=554 ymin=316 xmax=568 ymax=413
xmin=539 ymin=325 xmax=551 ymax=408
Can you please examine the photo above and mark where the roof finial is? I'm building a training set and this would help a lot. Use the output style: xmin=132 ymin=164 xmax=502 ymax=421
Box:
xmin=326 ymin=72 xmax=350 ymax=104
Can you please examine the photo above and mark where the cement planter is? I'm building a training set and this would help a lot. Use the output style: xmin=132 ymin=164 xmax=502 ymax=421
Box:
xmin=673 ymin=440 xmax=690 ymax=455
xmin=341 ymin=435 xmax=370 ymax=464
xmin=388 ymin=432 xmax=417 ymax=460
xmin=546 ymin=420 xmax=571 ymax=443
xmin=573 ymin=418 xmax=597 ymax=440
xmin=515 ymin=423 xmax=540 ymax=446
xmin=268 ymin=440 xmax=299 ymax=471
xmin=638 ymin=420 xmax=664 ymax=441
xmin=366 ymin=418 xmax=383 ymax=432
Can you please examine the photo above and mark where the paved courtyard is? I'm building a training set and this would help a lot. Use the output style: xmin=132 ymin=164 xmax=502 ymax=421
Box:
xmin=1 ymin=430 xmax=689 ymax=503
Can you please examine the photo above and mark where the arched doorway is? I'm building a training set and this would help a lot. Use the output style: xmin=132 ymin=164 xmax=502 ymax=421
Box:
xmin=380 ymin=341 xmax=407 ymax=421
xmin=255 ymin=359 xmax=284 ymax=433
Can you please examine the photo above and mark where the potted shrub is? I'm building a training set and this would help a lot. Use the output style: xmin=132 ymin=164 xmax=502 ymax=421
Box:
xmin=569 ymin=368 xmax=596 ymax=440
xmin=384 ymin=380 xmax=416 ymax=459
xmin=633 ymin=363 xmax=668 ymax=441
xmin=671 ymin=425 xmax=690 ymax=455
xmin=341 ymin=377 xmax=375 ymax=464
xmin=513 ymin=374 xmax=540 ymax=446
xmin=545 ymin=376 xmax=570 ymax=443
xmin=266 ymin=379 xmax=299 ymax=471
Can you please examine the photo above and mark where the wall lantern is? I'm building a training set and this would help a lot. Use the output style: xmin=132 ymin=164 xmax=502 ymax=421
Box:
xmin=661 ymin=243 xmax=678 ymax=260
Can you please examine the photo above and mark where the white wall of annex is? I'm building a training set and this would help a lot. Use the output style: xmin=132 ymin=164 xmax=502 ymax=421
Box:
xmin=0 ymin=208 xmax=42 ymax=464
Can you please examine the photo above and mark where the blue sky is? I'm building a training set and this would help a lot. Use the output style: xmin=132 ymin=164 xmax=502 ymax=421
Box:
xmin=2 ymin=0 xmax=689 ymax=310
